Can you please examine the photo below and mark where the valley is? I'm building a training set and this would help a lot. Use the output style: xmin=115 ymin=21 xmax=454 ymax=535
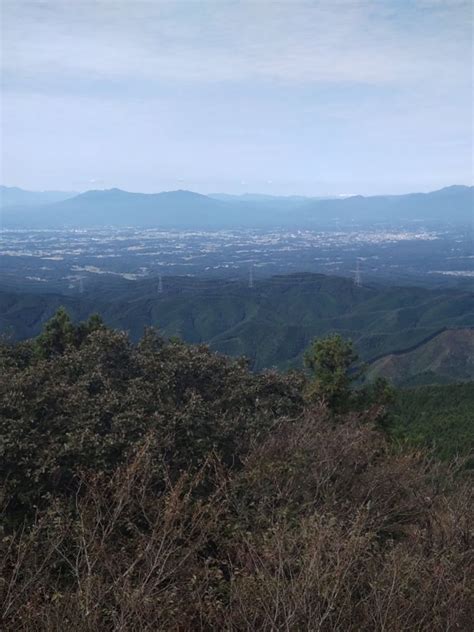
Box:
xmin=1 ymin=223 xmax=473 ymax=293
xmin=1 ymin=185 xmax=473 ymax=384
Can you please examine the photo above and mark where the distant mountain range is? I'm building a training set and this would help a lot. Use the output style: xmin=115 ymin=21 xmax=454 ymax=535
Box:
xmin=300 ymin=185 xmax=474 ymax=225
xmin=2 ymin=272 xmax=473 ymax=384
xmin=0 ymin=185 xmax=76 ymax=208
xmin=1 ymin=185 xmax=472 ymax=229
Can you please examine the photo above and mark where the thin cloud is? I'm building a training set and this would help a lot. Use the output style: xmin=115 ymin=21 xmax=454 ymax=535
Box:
xmin=1 ymin=1 xmax=471 ymax=194
xmin=2 ymin=0 xmax=471 ymax=90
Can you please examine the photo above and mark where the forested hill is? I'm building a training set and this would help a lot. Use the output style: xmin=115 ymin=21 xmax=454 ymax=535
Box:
xmin=368 ymin=328 xmax=474 ymax=386
xmin=1 ymin=272 xmax=474 ymax=382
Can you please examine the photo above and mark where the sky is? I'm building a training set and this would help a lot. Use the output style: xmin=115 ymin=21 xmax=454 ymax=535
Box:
xmin=1 ymin=0 xmax=472 ymax=196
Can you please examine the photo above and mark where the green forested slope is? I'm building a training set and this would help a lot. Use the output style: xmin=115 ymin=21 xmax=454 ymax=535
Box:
xmin=1 ymin=273 xmax=474 ymax=377
xmin=387 ymin=382 xmax=474 ymax=461
xmin=368 ymin=329 xmax=474 ymax=386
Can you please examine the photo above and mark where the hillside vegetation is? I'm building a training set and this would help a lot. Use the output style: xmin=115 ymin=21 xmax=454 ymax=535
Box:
xmin=389 ymin=382 xmax=474 ymax=462
xmin=0 ymin=313 xmax=472 ymax=630
xmin=368 ymin=328 xmax=474 ymax=386
xmin=2 ymin=273 xmax=474 ymax=382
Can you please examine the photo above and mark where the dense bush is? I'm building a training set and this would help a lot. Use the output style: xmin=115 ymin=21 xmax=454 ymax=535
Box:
xmin=1 ymin=413 xmax=472 ymax=631
xmin=0 ymin=313 xmax=472 ymax=630
xmin=0 ymin=320 xmax=303 ymax=518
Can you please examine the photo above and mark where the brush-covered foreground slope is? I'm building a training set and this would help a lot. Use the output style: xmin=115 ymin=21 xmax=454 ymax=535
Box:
xmin=2 ymin=273 xmax=474 ymax=379
xmin=0 ymin=322 xmax=472 ymax=630
xmin=369 ymin=328 xmax=474 ymax=386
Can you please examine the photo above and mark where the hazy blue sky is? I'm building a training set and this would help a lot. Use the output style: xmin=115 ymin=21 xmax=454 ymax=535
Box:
xmin=1 ymin=0 xmax=472 ymax=195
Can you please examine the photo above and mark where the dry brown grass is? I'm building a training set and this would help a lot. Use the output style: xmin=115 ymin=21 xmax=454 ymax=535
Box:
xmin=1 ymin=409 xmax=473 ymax=631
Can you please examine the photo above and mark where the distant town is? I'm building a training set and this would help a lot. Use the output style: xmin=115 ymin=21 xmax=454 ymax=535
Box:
xmin=2 ymin=224 xmax=472 ymax=293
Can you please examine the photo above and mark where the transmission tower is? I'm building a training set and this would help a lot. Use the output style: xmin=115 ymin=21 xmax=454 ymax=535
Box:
xmin=354 ymin=259 xmax=362 ymax=287
xmin=248 ymin=265 xmax=254 ymax=289
xmin=158 ymin=274 xmax=163 ymax=294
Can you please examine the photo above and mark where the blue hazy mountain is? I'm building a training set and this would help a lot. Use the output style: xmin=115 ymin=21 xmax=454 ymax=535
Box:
xmin=2 ymin=188 xmax=239 ymax=228
xmin=209 ymin=193 xmax=316 ymax=209
xmin=0 ymin=185 xmax=76 ymax=208
xmin=300 ymin=185 xmax=473 ymax=226
xmin=2 ymin=185 xmax=472 ymax=228
xmin=45 ymin=188 xmax=233 ymax=227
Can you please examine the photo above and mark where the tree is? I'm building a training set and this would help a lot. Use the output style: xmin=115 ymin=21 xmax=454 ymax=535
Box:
xmin=73 ymin=312 xmax=105 ymax=347
xmin=304 ymin=334 xmax=395 ymax=414
xmin=304 ymin=334 xmax=361 ymax=411
xmin=34 ymin=309 xmax=104 ymax=359
xmin=34 ymin=307 xmax=76 ymax=358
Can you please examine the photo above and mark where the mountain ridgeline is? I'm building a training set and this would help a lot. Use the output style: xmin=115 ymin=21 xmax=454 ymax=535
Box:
xmin=0 ymin=185 xmax=76 ymax=208
xmin=1 ymin=184 xmax=473 ymax=228
xmin=2 ymin=272 xmax=474 ymax=384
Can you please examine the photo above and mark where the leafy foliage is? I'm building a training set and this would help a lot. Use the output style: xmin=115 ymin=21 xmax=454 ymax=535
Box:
xmin=304 ymin=334 xmax=360 ymax=410
xmin=0 ymin=311 xmax=472 ymax=629
xmin=0 ymin=315 xmax=304 ymax=517
xmin=33 ymin=307 xmax=104 ymax=358
xmin=304 ymin=333 xmax=394 ymax=413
